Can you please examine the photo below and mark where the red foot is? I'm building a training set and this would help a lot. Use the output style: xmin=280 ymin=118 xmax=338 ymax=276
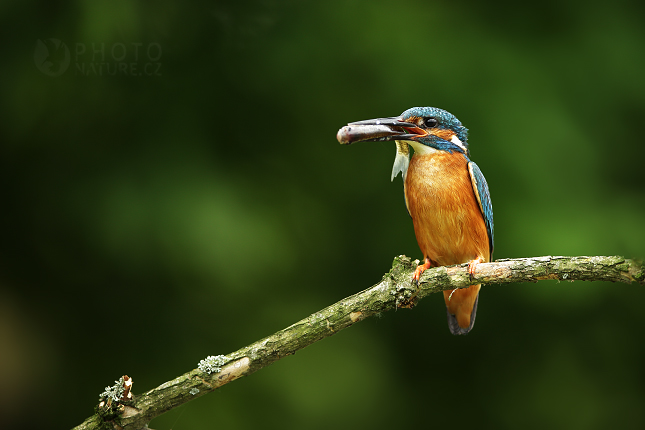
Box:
xmin=467 ymin=256 xmax=484 ymax=278
xmin=412 ymin=257 xmax=433 ymax=285
xmin=399 ymin=257 xmax=432 ymax=308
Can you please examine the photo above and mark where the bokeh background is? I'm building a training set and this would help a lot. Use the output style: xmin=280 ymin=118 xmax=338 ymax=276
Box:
xmin=2 ymin=1 xmax=645 ymax=429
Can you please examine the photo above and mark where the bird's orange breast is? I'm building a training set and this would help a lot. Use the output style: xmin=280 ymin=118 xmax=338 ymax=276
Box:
xmin=404 ymin=151 xmax=490 ymax=330
xmin=404 ymin=151 xmax=490 ymax=266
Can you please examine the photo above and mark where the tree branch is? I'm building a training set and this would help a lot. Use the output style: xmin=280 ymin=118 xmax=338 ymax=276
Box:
xmin=73 ymin=255 xmax=644 ymax=430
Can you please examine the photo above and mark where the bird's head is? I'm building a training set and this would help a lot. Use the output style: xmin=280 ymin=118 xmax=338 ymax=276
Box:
xmin=337 ymin=106 xmax=469 ymax=156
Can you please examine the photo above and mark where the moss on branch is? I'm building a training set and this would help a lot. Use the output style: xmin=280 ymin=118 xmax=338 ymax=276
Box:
xmin=73 ymin=255 xmax=644 ymax=430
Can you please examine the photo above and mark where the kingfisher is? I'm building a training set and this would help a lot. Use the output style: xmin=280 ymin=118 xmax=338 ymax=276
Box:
xmin=337 ymin=107 xmax=494 ymax=335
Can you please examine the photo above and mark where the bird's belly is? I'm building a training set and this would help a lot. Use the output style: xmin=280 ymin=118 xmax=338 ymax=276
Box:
xmin=404 ymin=152 xmax=489 ymax=266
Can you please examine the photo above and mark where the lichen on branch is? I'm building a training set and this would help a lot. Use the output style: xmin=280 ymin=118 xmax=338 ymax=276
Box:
xmin=73 ymin=255 xmax=644 ymax=430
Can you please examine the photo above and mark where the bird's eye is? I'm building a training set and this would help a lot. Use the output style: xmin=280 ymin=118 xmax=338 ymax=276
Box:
xmin=424 ymin=117 xmax=438 ymax=128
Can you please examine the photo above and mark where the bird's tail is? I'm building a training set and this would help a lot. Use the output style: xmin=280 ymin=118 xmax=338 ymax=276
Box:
xmin=444 ymin=285 xmax=480 ymax=335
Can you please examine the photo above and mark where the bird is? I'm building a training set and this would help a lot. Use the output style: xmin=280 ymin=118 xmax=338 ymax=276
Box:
xmin=337 ymin=107 xmax=494 ymax=335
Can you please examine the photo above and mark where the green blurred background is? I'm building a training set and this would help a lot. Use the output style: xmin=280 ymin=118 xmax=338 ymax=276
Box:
xmin=2 ymin=0 xmax=645 ymax=429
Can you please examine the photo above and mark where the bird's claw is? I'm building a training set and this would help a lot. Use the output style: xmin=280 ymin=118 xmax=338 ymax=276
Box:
xmin=467 ymin=257 xmax=483 ymax=280
xmin=399 ymin=258 xmax=432 ymax=308
xmin=412 ymin=258 xmax=433 ymax=285
xmin=412 ymin=267 xmax=423 ymax=286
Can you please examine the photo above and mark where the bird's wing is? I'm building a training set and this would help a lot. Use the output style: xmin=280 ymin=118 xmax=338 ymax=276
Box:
xmin=468 ymin=161 xmax=494 ymax=259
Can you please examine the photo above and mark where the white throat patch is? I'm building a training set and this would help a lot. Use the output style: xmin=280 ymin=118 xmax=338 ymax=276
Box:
xmin=450 ymin=134 xmax=467 ymax=153
xmin=408 ymin=140 xmax=438 ymax=156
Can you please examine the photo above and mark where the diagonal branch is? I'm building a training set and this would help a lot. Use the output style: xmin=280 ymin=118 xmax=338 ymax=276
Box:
xmin=73 ymin=255 xmax=644 ymax=430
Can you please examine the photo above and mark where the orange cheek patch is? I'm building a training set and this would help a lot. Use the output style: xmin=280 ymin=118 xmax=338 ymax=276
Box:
xmin=430 ymin=129 xmax=455 ymax=141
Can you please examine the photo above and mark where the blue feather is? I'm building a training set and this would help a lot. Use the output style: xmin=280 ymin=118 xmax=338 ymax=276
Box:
xmin=400 ymin=106 xmax=469 ymax=148
xmin=467 ymin=161 xmax=494 ymax=258
xmin=426 ymin=138 xmax=466 ymax=155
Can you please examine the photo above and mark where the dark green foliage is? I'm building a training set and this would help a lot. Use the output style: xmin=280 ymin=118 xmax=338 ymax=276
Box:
xmin=1 ymin=1 xmax=645 ymax=429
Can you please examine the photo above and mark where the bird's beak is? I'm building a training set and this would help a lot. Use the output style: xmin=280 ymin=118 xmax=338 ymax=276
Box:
xmin=337 ymin=116 xmax=427 ymax=145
